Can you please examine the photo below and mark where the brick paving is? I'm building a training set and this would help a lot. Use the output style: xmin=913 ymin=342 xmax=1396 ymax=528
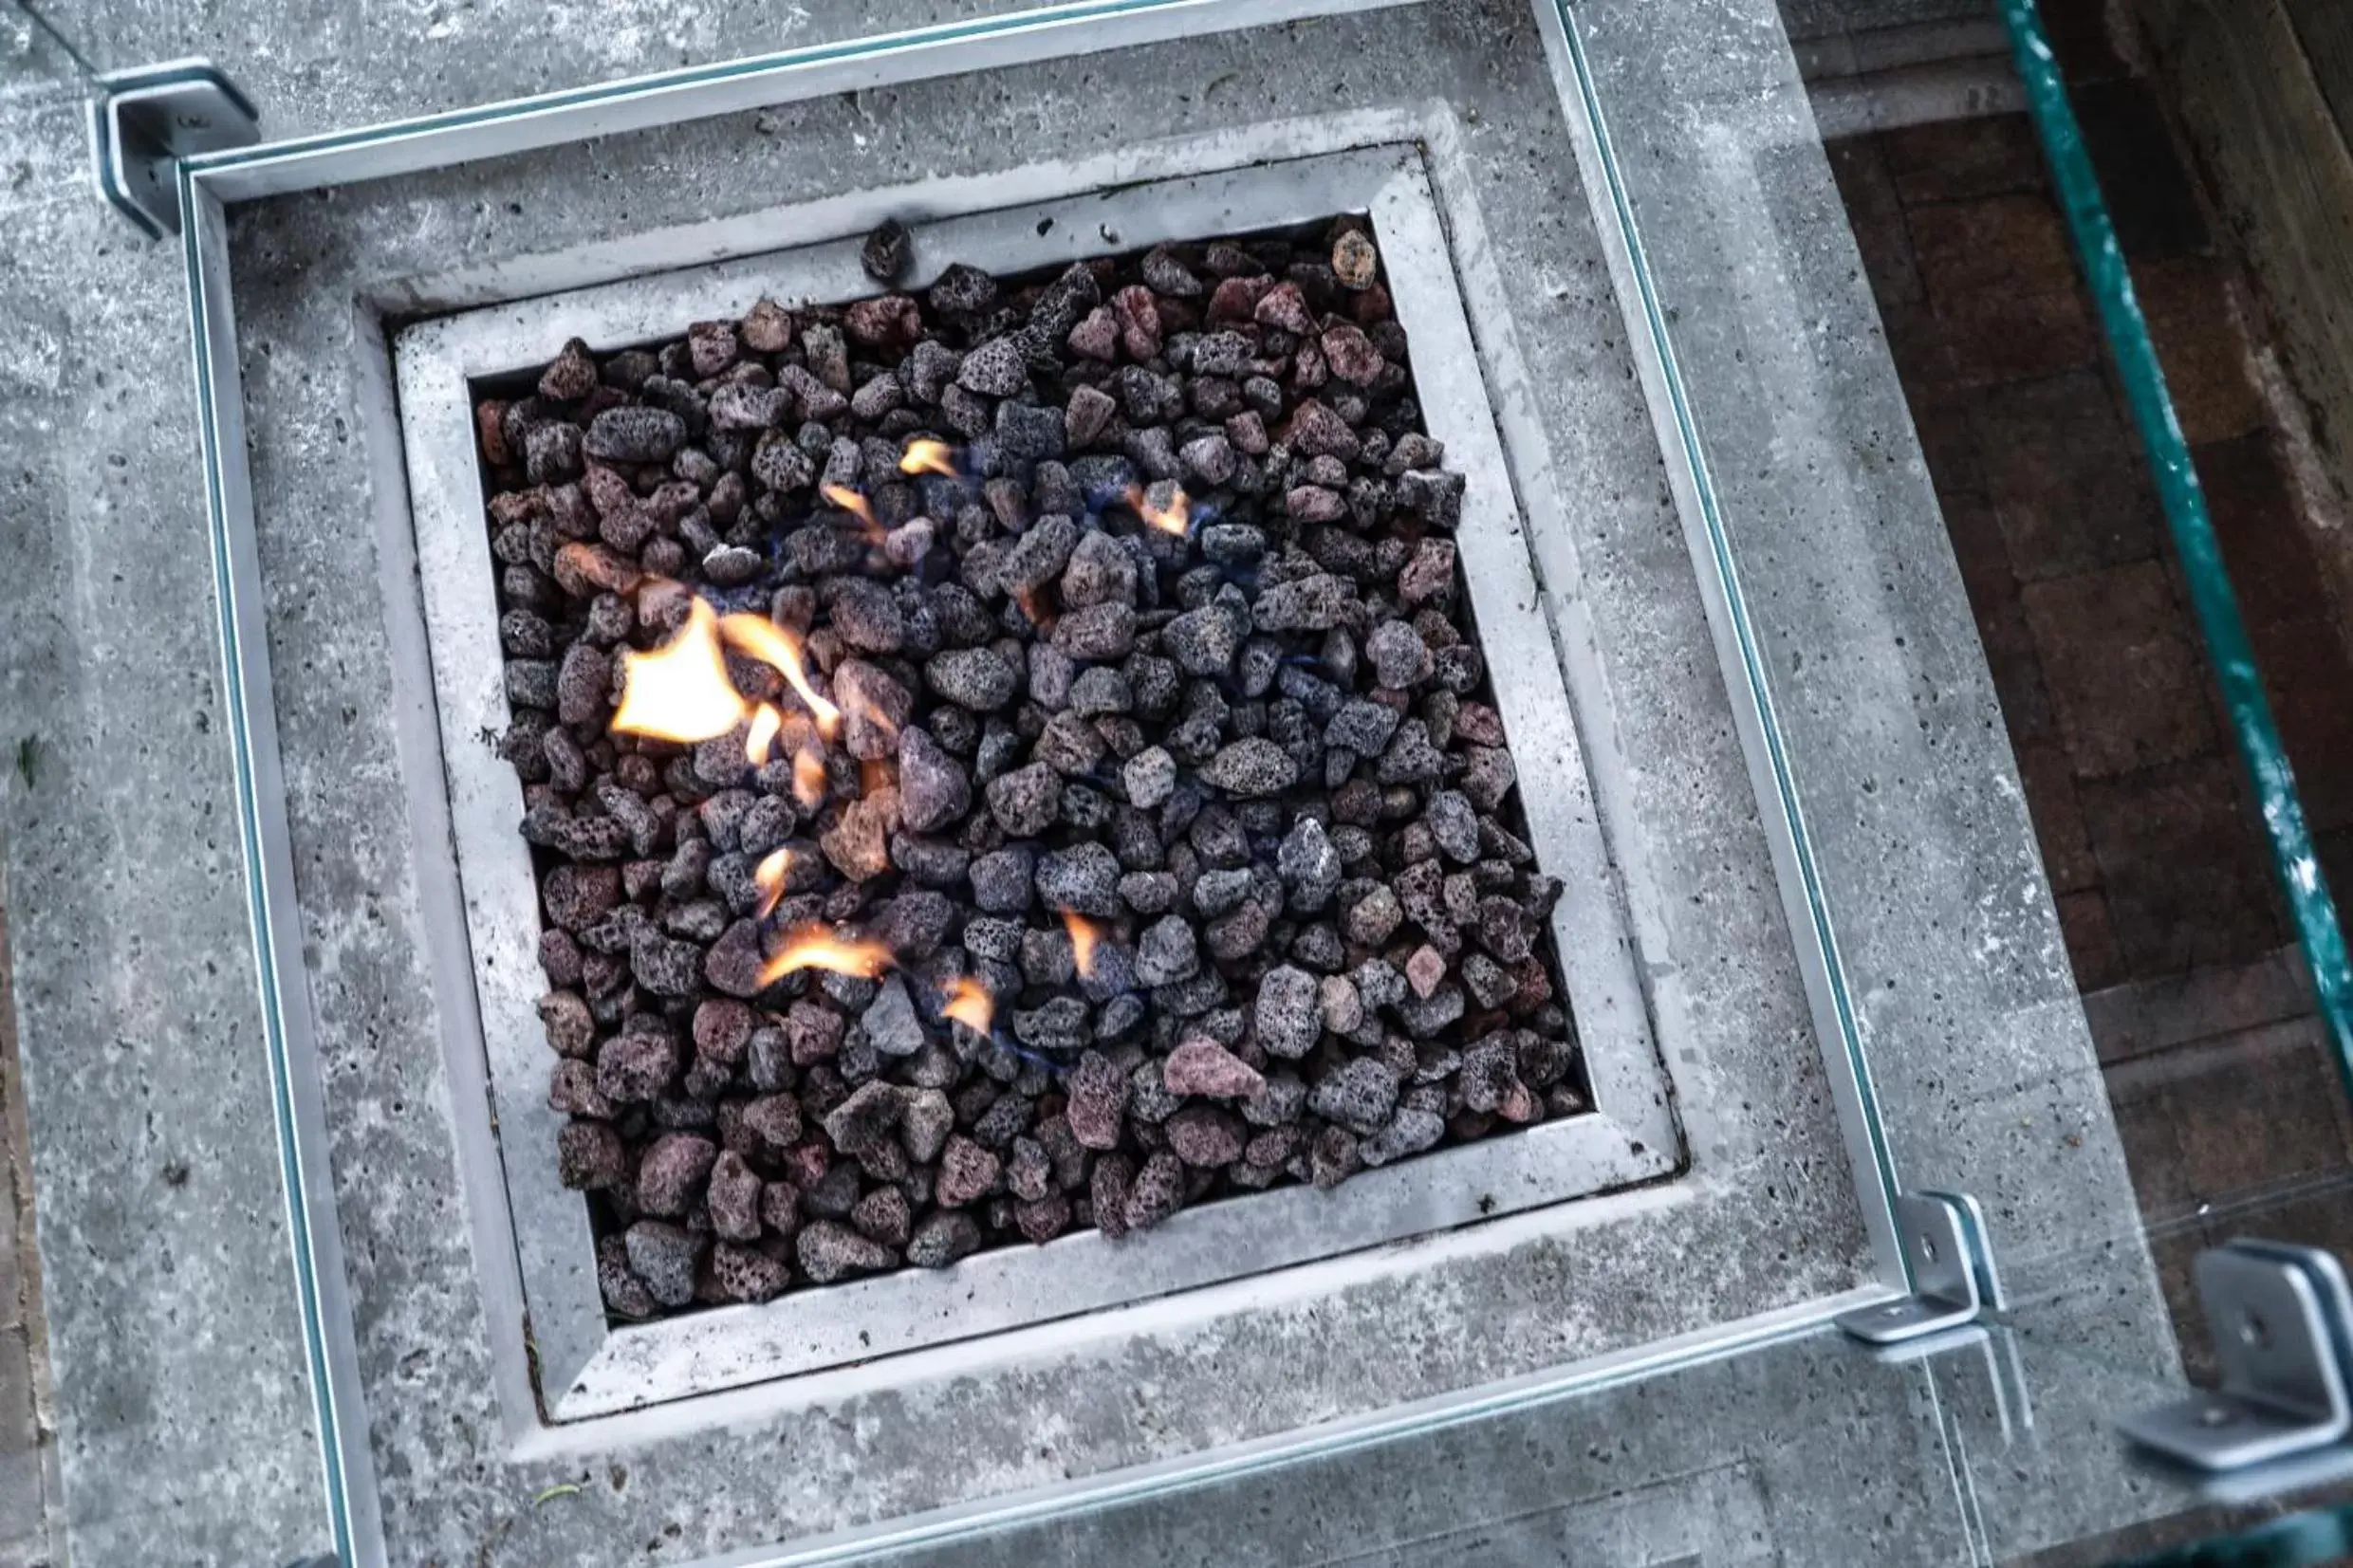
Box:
xmin=1828 ymin=3 xmax=2353 ymax=1370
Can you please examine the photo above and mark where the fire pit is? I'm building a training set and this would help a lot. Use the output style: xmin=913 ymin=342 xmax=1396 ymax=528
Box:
xmin=480 ymin=208 xmax=1584 ymax=1316
xmin=398 ymin=145 xmax=1676 ymax=1406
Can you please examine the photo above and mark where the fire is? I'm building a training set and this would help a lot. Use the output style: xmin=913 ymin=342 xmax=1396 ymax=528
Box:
xmin=1011 ymin=585 xmax=1053 ymax=634
xmin=792 ymin=747 xmax=828 ymax=808
xmin=609 ymin=598 xmax=748 ymax=744
xmin=718 ymin=613 xmax=842 ymax=741
xmin=745 ymin=702 xmax=783 ymax=765
xmin=860 ymin=756 xmax=896 ymax=797
xmin=821 ymin=483 xmax=884 ymax=541
xmin=899 ymin=439 xmax=958 ymax=478
xmin=1061 ymin=911 xmax=1102 ymax=978
xmin=1129 ymin=482 xmax=1191 ymax=538
xmin=753 ymin=847 xmax=794 ymax=918
xmin=940 ymin=976 xmax=994 ymax=1035
xmin=756 ymin=925 xmax=895 ymax=987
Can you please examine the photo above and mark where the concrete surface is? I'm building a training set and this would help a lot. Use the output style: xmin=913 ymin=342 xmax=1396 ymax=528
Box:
xmin=0 ymin=0 xmax=2176 ymax=1562
xmin=226 ymin=4 xmax=1877 ymax=1559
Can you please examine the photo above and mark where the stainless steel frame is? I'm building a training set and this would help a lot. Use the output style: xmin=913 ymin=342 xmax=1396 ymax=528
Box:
xmin=176 ymin=2 xmax=1912 ymax=1560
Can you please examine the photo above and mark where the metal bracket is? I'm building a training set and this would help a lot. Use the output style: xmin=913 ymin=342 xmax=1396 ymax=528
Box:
xmin=86 ymin=58 xmax=259 ymax=239
xmin=1837 ymin=1191 xmax=2007 ymax=1345
xmin=2120 ymin=1240 xmax=2353 ymax=1473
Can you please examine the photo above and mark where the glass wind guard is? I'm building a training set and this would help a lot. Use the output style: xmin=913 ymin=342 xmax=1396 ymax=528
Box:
xmin=146 ymin=0 xmax=2353 ymax=1563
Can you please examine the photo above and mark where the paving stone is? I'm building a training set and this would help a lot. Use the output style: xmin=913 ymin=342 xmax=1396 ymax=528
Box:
xmin=2021 ymin=562 xmax=2215 ymax=777
xmin=1824 ymin=137 xmax=1922 ymax=307
xmin=2012 ymin=743 xmax=2099 ymax=895
xmin=2055 ymin=888 xmax=2126 ymax=993
xmin=2196 ymin=434 xmax=2335 ymax=629
xmin=2138 ymin=260 xmax=2266 ymax=445
xmin=2073 ymin=78 xmax=2212 ymax=261
xmin=1973 ymin=372 xmax=2161 ymax=582
xmin=2253 ymin=617 xmax=2353 ymax=834
xmin=2078 ymin=756 xmax=2285 ymax=977
xmin=1879 ymin=114 xmax=2047 ymax=206
xmin=1907 ymin=194 xmax=2080 ymax=304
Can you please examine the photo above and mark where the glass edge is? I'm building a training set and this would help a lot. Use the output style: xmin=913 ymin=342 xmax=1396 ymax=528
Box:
xmin=178 ymin=163 xmax=356 ymax=1562
xmin=1548 ymin=1 xmax=1908 ymax=1245
xmin=170 ymin=3 xmax=1953 ymax=1559
xmin=179 ymin=0 xmax=1329 ymax=186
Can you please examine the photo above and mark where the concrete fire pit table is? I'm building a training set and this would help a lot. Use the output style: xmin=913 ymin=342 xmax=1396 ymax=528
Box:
xmin=0 ymin=0 xmax=2171 ymax=1562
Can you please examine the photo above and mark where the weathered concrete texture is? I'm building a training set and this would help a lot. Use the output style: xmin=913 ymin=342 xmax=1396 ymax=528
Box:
xmin=862 ymin=1329 xmax=1995 ymax=1567
xmin=218 ymin=1 xmax=1896 ymax=1561
xmin=0 ymin=62 xmax=330 ymax=1568
xmin=0 ymin=5 xmax=1378 ymax=1563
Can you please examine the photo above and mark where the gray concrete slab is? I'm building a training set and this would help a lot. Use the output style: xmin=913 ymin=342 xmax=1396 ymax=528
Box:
xmin=219 ymin=4 xmax=1881 ymax=1559
xmin=0 ymin=0 xmax=2177 ymax=1563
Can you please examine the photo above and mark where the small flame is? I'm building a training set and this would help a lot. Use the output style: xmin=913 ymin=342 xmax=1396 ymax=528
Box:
xmin=746 ymin=702 xmax=783 ymax=765
xmin=609 ymin=598 xmax=748 ymax=744
xmin=899 ymin=439 xmax=957 ymax=478
xmin=821 ymin=483 xmax=884 ymax=542
xmin=941 ymin=976 xmax=994 ymax=1035
xmin=860 ymin=756 xmax=896 ymax=798
xmin=756 ymin=924 xmax=895 ymax=987
xmin=1061 ymin=911 xmax=1102 ymax=979
xmin=792 ymin=747 xmax=828 ymax=808
xmin=1129 ymin=483 xmax=1191 ymax=538
xmin=719 ymin=613 xmax=842 ymax=741
xmin=753 ymin=847 xmax=794 ymax=918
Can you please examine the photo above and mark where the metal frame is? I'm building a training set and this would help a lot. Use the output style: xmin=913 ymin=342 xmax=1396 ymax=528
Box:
xmin=172 ymin=0 xmax=1929 ymax=1559
xmin=392 ymin=142 xmax=1685 ymax=1418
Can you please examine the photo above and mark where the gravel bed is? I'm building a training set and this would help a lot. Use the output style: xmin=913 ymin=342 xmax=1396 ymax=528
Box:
xmin=475 ymin=217 xmax=1585 ymax=1317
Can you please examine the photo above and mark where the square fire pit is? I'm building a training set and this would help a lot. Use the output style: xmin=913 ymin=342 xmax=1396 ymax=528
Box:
xmin=397 ymin=145 xmax=1677 ymax=1417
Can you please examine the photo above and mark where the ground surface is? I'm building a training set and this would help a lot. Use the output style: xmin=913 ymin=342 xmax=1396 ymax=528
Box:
xmin=1826 ymin=5 xmax=2353 ymax=1377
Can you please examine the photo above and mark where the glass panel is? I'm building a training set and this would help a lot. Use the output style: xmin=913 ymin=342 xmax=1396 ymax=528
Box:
xmin=134 ymin=0 xmax=2353 ymax=1563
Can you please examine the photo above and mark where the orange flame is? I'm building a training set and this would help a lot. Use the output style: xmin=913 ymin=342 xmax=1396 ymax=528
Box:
xmin=899 ymin=439 xmax=957 ymax=478
xmin=719 ymin=613 xmax=843 ymax=741
xmin=1061 ymin=911 xmax=1102 ymax=979
xmin=756 ymin=924 xmax=895 ymax=987
xmin=1129 ymin=483 xmax=1191 ymax=538
xmin=860 ymin=756 xmax=896 ymax=797
xmin=821 ymin=483 xmax=884 ymax=542
xmin=792 ymin=747 xmax=828 ymax=809
xmin=609 ymin=598 xmax=749 ymax=744
xmin=746 ymin=702 xmax=783 ymax=765
xmin=753 ymin=847 xmax=794 ymax=919
xmin=940 ymin=976 xmax=994 ymax=1035
xmin=1011 ymin=585 xmax=1054 ymax=634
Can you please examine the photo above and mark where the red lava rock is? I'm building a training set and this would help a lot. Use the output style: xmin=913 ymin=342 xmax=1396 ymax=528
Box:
xmin=844 ymin=294 xmax=924 ymax=349
xmin=1332 ymin=228 xmax=1380 ymax=289
xmin=936 ymin=1134 xmax=1002 ymax=1207
xmin=637 ymin=1133 xmax=717 ymax=1217
xmin=1164 ymin=1105 xmax=1248 ymax=1168
xmin=1321 ymin=323 xmax=1383 ymax=386
xmin=557 ymin=1120 xmax=628 ymax=1190
xmin=741 ymin=297 xmax=794 ymax=353
xmin=1161 ymin=1038 xmax=1265 ymax=1099
xmin=537 ymin=990 xmax=598 ymax=1057
xmin=491 ymin=224 xmax=1582 ymax=1320
xmin=707 ymin=1151 xmax=765 ymax=1241
xmin=1122 ymin=1152 xmax=1187 ymax=1230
